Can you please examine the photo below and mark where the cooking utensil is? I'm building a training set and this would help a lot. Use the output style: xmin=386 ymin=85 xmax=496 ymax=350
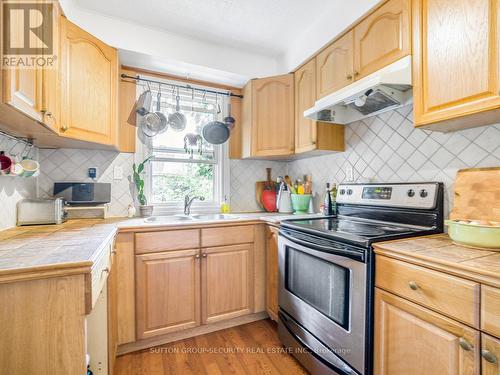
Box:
xmin=223 ymin=101 xmax=235 ymax=131
xmin=136 ymin=89 xmax=152 ymax=116
xmin=202 ymin=121 xmax=230 ymax=144
xmin=154 ymin=90 xmax=168 ymax=134
xmin=202 ymin=94 xmax=231 ymax=145
xmin=446 ymin=220 xmax=500 ymax=249
xmin=449 ymin=167 xmax=500 ymax=223
xmin=168 ymin=90 xmax=187 ymax=132
xmin=140 ymin=111 xmax=161 ymax=137
xmin=262 ymin=168 xmax=277 ymax=212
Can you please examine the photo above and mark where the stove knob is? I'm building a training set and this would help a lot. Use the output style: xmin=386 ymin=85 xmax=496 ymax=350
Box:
xmin=347 ymin=189 xmax=353 ymax=196
xmin=340 ymin=189 xmax=346 ymax=195
xmin=407 ymin=189 xmax=415 ymax=197
xmin=420 ymin=189 xmax=428 ymax=198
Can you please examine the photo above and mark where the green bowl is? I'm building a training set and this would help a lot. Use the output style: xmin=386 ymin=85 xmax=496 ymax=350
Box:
xmin=446 ymin=220 xmax=500 ymax=249
xmin=291 ymin=194 xmax=312 ymax=215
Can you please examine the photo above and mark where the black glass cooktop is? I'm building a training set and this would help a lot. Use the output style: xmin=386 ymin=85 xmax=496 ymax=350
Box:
xmin=281 ymin=216 xmax=431 ymax=247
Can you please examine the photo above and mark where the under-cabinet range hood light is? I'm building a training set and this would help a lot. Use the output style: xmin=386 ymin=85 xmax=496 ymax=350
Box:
xmin=304 ymin=55 xmax=413 ymax=124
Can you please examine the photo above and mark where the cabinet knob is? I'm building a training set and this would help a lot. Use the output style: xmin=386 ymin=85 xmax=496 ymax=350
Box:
xmin=481 ymin=350 xmax=497 ymax=364
xmin=61 ymin=125 xmax=69 ymax=132
xmin=111 ymin=250 xmax=117 ymax=255
xmin=41 ymin=109 xmax=52 ymax=117
xmin=459 ymin=338 xmax=473 ymax=351
xmin=408 ymin=281 xmax=419 ymax=290
xmin=195 ymin=254 xmax=201 ymax=259
xmin=354 ymin=71 xmax=360 ymax=77
xmin=202 ymin=253 xmax=207 ymax=258
xmin=102 ymin=267 xmax=110 ymax=274
xmin=346 ymin=74 xmax=353 ymax=80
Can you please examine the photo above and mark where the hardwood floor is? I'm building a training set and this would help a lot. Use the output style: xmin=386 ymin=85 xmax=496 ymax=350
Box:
xmin=114 ymin=319 xmax=308 ymax=374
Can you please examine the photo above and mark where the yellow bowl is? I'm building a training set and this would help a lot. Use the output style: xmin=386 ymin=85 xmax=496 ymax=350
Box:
xmin=445 ymin=220 xmax=500 ymax=250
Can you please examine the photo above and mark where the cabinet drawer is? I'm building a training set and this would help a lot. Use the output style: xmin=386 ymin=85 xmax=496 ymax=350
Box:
xmin=201 ymin=225 xmax=254 ymax=247
xmin=482 ymin=285 xmax=500 ymax=338
xmin=135 ymin=229 xmax=200 ymax=254
xmin=375 ymin=256 xmax=480 ymax=326
xmin=90 ymin=238 xmax=113 ymax=309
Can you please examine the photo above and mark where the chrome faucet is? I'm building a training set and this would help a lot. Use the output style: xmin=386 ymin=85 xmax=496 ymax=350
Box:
xmin=184 ymin=195 xmax=205 ymax=215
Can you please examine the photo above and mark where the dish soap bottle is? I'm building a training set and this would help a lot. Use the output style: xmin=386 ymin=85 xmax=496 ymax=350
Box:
xmin=323 ymin=183 xmax=333 ymax=216
xmin=330 ymin=183 xmax=338 ymax=217
xmin=220 ymin=196 xmax=230 ymax=213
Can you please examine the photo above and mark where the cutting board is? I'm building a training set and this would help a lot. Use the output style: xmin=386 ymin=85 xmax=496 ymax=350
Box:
xmin=449 ymin=167 xmax=500 ymax=222
xmin=255 ymin=168 xmax=276 ymax=209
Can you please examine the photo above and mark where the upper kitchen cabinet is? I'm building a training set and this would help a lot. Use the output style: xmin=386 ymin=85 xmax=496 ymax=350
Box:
xmin=60 ymin=17 xmax=119 ymax=145
xmin=241 ymin=74 xmax=294 ymax=158
xmin=295 ymin=60 xmax=345 ymax=154
xmin=413 ymin=0 xmax=500 ymax=131
xmin=2 ymin=2 xmax=60 ymax=135
xmin=353 ymin=0 xmax=410 ymax=80
xmin=315 ymin=31 xmax=354 ymax=99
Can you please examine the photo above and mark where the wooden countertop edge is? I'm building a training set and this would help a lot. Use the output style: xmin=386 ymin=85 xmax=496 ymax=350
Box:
xmin=0 ymin=262 xmax=92 ymax=284
xmin=374 ymin=246 xmax=500 ymax=289
xmin=116 ymin=218 xmax=266 ymax=233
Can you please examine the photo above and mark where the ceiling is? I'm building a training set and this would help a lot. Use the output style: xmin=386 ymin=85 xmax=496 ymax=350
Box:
xmin=72 ymin=0 xmax=338 ymax=57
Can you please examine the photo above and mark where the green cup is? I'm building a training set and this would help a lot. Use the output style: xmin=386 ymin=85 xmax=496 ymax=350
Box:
xmin=291 ymin=194 xmax=312 ymax=215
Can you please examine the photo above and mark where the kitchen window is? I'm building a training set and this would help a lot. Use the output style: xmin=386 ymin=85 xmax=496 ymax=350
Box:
xmin=142 ymin=78 xmax=230 ymax=214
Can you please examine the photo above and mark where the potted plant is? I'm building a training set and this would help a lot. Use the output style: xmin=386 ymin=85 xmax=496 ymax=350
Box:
xmin=133 ymin=156 xmax=153 ymax=217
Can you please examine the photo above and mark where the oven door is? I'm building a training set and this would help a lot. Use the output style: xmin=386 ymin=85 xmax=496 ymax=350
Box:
xmin=278 ymin=230 xmax=367 ymax=374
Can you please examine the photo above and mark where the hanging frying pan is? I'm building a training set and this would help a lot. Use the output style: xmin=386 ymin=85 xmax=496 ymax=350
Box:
xmin=202 ymin=95 xmax=230 ymax=145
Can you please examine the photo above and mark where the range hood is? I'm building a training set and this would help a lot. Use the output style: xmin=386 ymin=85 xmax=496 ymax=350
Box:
xmin=304 ymin=56 xmax=412 ymax=124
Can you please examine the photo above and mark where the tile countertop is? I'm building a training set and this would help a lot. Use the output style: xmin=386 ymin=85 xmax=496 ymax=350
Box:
xmin=0 ymin=213 xmax=322 ymax=280
xmin=374 ymin=234 xmax=500 ymax=288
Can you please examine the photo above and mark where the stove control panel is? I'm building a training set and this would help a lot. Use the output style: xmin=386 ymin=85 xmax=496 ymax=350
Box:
xmin=337 ymin=183 xmax=439 ymax=209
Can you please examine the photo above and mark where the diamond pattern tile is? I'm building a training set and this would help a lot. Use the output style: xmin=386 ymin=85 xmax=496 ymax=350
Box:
xmin=287 ymin=104 xmax=500 ymax=214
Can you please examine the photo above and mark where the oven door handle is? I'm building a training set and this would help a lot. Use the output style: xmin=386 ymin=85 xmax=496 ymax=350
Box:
xmin=279 ymin=230 xmax=365 ymax=262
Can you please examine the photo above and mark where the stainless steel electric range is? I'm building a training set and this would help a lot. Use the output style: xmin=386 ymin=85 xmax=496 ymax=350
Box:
xmin=278 ymin=183 xmax=444 ymax=375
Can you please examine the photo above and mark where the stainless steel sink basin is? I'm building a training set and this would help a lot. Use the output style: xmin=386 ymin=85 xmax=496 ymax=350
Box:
xmin=191 ymin=214 xmax=239 ymax=220
xmin=144 ymin=215 xmax=195 ymax=223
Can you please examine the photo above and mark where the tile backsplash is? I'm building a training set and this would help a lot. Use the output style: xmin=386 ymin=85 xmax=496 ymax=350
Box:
xmin=0 ymin=135 xmax=38 ymax=230
xmin=288 ymin=105 xmax=500 ymax=215
xmin=37 ymin=149 xmax=135 ymax=217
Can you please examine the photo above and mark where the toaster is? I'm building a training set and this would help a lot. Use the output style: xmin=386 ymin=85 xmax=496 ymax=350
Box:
xmin=17 ymin=198 xmax=67 ymax=226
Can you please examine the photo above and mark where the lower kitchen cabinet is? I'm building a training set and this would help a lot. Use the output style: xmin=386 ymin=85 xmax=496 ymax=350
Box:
xmin=202 ymin=244 xmax=253 ymax=324
xmin=374 ymin=288 xmax=479 ymax=374
xmin=107 ymin=249 xmax=118 ymax=375
xmin=482 ymin=334 xmax=500 ymax=375
xmin=135 ymin=249 xmax=201 ymax=340
xmin=266 ymin=225 xmax=279 ymax=321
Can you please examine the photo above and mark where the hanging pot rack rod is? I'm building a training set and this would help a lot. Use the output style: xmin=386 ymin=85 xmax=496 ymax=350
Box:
xmin=120 ymin=74 xmax=244 ymax=99
xmin=0 ymin=130 xmax=34 ymax=146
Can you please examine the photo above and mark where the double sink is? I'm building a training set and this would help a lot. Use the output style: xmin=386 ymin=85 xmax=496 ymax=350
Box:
xmin=144 ymin=213 xmax=239 ymax=223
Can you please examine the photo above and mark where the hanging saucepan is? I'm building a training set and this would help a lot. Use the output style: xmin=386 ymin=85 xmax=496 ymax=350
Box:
xmin=168 ymin=88 xmax=187 ymax=132
xmin=153 ymin=88 xmax=168 ymax=134
xmin=140 ymin=111 xmax=161 ymax=137
xmin=136 ymin=88 xmax=152 ymax=116
xmin=202 ymin=95 xmax=230 ymax=145
xmin=223 ymin=99 xmax=235 ymax=131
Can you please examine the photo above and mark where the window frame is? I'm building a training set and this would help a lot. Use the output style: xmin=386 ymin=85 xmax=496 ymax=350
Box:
xmin=139 ymin=77 xmax=231 ymax=215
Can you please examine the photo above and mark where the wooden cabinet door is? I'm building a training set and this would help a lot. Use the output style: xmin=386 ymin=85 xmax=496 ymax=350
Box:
xmin=265 ymin=225 xmax=279 ymax=321
xmin=354 ymin=0 xmax=410 ymax=80
xmin=135 ymin=249 xmax=201 ymax=339
xmin=60 ymin=17 xmax=118 ymax=145
xmin=251 ymin=74 xmax=294 ymax=156
xmin=482 ymin=334 xmax=500 ymax=375
xmin=295 ymin=59 xmax=317 ymax=154
xmin=374 ymin=288 xmax=479 ymax=375
xmin=2 ymin=3 xmax=43 ymax=122
xmin=316 ymin=31 xmax=354 ymax=98
xmin=413 ymin=0 xmax=500 ymax=128
xmin=202 ymin=244 xmax=253 ymax=324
